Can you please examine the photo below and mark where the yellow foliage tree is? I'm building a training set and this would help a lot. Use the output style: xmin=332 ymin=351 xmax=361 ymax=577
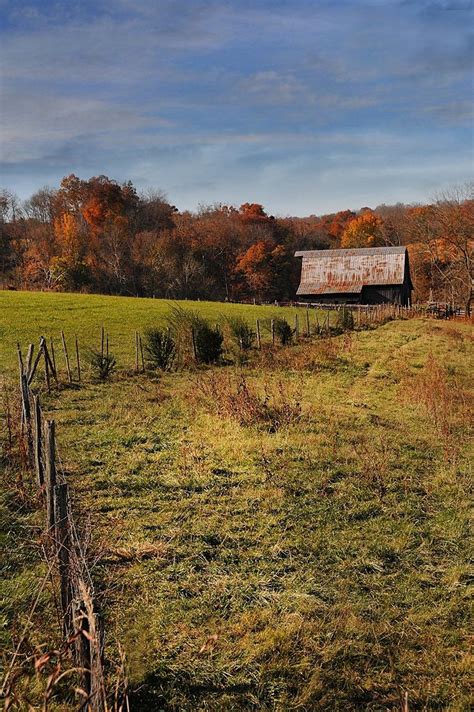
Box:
xmin=341 ymin=212 xmax=384 ymax=248
xmin=54 ymin=212 xmax=82 ymax=263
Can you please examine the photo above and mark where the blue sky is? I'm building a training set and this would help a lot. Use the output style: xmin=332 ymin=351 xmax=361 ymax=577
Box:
xmin=0 ymin=0 xmax=472 ymax=215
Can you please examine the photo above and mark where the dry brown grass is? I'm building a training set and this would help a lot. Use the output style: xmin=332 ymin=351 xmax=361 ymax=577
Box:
xmin=195 ymin=371 xmax=303 ymax=432
xmin=401 ymin=353 xmax=471 ymax=441
xmin=255 ymin=334 xmax=355 ymax=373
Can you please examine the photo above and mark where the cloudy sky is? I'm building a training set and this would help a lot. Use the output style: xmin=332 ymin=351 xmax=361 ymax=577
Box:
xmin=0 ymin=0 xmax=472 ymax=215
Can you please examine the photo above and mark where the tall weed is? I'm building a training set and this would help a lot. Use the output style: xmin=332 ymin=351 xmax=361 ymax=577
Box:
xmin=196 ymin=372 xmax=302 ymax=431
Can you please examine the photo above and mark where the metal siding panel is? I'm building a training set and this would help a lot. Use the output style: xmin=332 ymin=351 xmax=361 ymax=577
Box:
xmin=295 ymin=247 xmax=409 ymax=297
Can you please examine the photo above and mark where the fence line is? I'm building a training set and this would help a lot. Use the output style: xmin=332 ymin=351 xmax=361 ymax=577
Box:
xmin=15 ymin=342 xmax=107 ymax=711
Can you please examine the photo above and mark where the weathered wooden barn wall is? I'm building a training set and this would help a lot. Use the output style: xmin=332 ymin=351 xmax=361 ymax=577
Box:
xmin=294 ymin=246 xmax=413 ymax=306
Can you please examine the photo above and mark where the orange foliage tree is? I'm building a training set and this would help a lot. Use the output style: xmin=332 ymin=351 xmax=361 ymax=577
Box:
xmin=341 ymin=211 xmax=384 ymax=248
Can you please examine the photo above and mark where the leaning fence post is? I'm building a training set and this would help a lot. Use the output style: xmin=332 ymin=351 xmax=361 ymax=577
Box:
xmin=54 ymin=483 xmax=73 ymax=637
xmin=17 ymin=343 xmax=24 ymax=377
xmin=33 ymin=394 xmax=44 ymax=487
xmin=44 ymin=420 xmax=57 ymax=533
xmin=50 ymin=337 xmax=57 ymax=374
xmin=271 ymin=319 xmax=275 ymax=346
xmin=43 ymin=339 xmax=56 ymax=378
xmin=256 ymin=319 xmax=261 ymax=349
xmin=44 ymin=344 xmax=51 ymax=394
xmin=25 ymin=344 xmax=34 ymax=377
xmin=28 ymin=337 xmax=45 ymax=386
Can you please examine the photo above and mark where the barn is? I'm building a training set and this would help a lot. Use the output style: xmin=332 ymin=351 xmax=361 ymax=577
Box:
xmin=294 ymin=246 xmax=413 ymax=305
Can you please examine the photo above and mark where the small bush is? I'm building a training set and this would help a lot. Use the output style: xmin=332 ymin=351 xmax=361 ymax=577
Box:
xmin=225 ymin=316 xmax=255 ymax=351
xmin=144 ymin=328 xmax=176 ymax=371
xmin=88 ymin=349 xmax=116 ymax=381
xmin=196 ymin=372 xmax=302 ymax=432
xmin=273 ymin=318 xmax=293 ymax=345
xmin=193 ymin=321 xmax=223 ymax=364
xmin=167 ymin=305 xmax=223 ymax=365
xmin=336 ymin=307 xmax=354 ymax=331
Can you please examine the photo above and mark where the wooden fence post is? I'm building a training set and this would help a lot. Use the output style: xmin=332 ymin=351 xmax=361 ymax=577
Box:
xmin=44 ymin=344 xmax=51 ymax=393
xmin=20 ymin=373 xmax=33 ymax=461
xmin=191 ymin=327 xmax=197 ymax=361
xmin=33 ymin=394 xmax=44 ymax=487
xmin=256 ymin=319 xmax=261 ymax=349
xmin=61 ymin=331 xmax=72 ymax=384
xmin=17 ymin=343 xmax=24 ymax=377
xmin=76 ymin=580 xmax=106 ymax=712
xmin=27 ymin=337 xmax=44 ymax=386
xmin=43 ymin=339 xmax=58 ymax=388
xmin=139 ymin=335 xmax=145 ymax=372
xmin=294 ymin=313 xmax=299 ymax=339
xmin=25 ymin=344 xmax=34 ymax=377
xmin=135 ymin=331 xmax=139 ymax=372
xmin=54 ymin=483 xmax=73 ymax=638
xmin=50 ymin=337 xmax=57 ymax=374
xmin=75 ymin=337 xmax=81 ymax=382
xmin=44 ymin=420 xmax=57 ymax=533
xmin=271 ymin=319 xmax=275 ymax=346
xmin=305 ymin=308 xmax=310 ymax=337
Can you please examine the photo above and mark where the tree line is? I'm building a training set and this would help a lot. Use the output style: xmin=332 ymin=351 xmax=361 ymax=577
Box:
xmin=1 ymin=175 xmax=472 ymax=311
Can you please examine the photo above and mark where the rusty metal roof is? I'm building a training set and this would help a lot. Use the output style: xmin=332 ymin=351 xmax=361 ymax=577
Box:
xmin=294 ymin=246 xmax=408 ymax=296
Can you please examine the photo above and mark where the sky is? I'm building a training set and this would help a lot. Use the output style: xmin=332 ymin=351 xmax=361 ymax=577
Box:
xmin=0 ymin=0 xmax=473 ymax=216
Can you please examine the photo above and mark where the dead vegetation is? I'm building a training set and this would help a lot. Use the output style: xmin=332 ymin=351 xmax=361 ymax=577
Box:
xmin=195 ymin=372 xmax=303 ymax=431
xmin=401 ymin=353 xmax=471 ymax=440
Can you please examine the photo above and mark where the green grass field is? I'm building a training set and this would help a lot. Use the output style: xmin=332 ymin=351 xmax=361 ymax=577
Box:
xmin=1 ymin=291 xmax=472 ymax=711
xmin=0 ymin=291 xmax=317 ymax=376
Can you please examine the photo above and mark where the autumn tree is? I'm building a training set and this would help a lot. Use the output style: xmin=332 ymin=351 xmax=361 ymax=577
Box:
xmin=341 ymin=211 xmax=385 ymax=248
xmin=408 ymin=185 xmax=474 ymax=313
xmin=24 ymin=187 xmax=57 ymax=224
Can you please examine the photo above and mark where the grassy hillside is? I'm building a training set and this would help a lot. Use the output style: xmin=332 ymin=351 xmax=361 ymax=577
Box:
xmin=1 ymin=291 xmax=472 ymax=711
xmin=0 ymin=291 xmax=316 ymax=375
